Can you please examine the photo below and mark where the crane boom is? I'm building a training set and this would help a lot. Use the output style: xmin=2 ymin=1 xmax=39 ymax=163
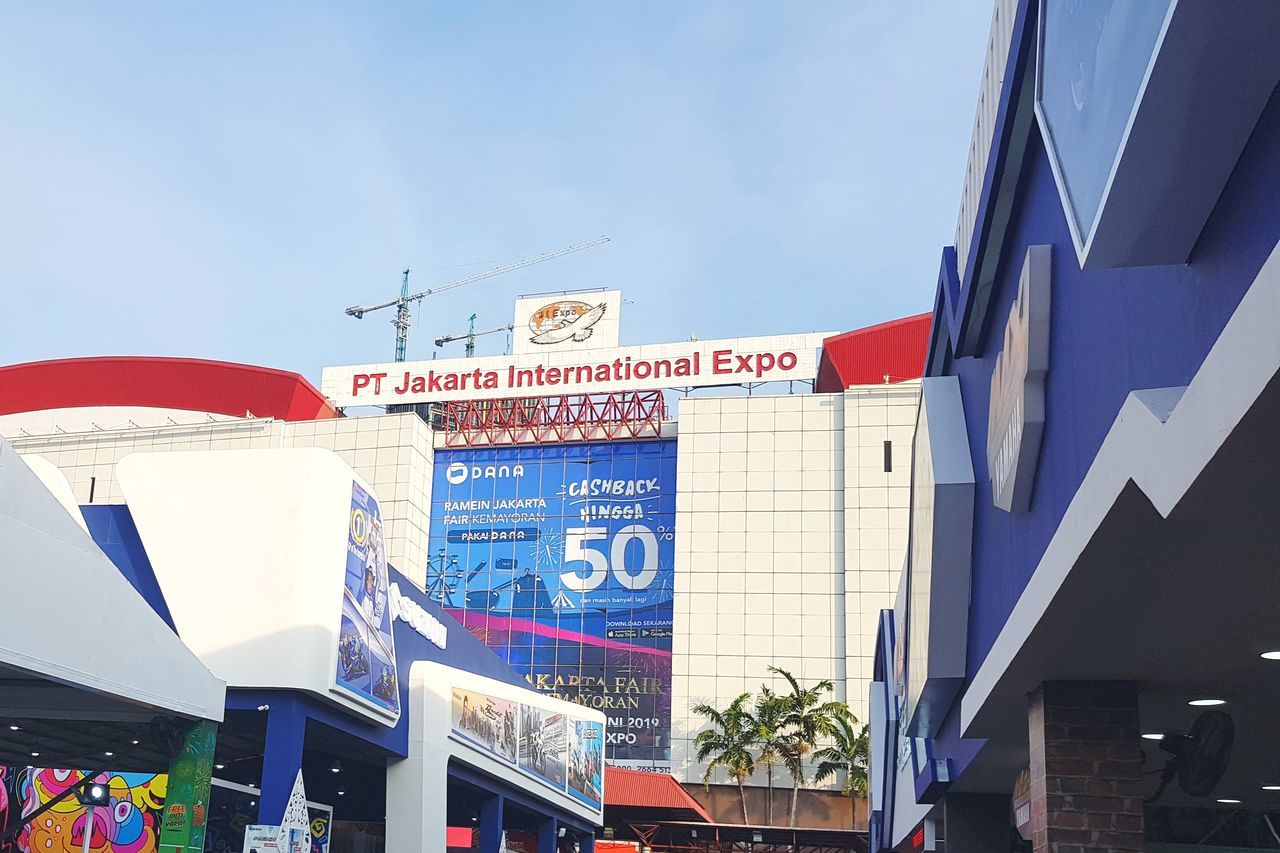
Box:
xmin=434 ymin=325 xmax=513 ymax=347
xmin=345 ymin=235 xmax=610 ymax=333
xmin=345 ymin=235 xmax=609 ymax=362
xmin=435 ymin=313 xmax=515 ymax=358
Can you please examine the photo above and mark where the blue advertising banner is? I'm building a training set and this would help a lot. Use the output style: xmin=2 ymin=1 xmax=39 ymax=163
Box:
xmin=568 ymin=719 xmax=605 ymax=807
xmin=429 ymin=441 xmax=676 ymax=768
xmin=335 ymin=481 xmax=400 ymax=719
xmin=518 ymin=705 xmax=568 ymax=790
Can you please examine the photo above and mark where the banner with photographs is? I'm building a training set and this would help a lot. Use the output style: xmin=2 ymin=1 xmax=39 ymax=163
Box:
xmin=335 ymin=481 xmax=400 ymax=718
xmin=450 ymin=688 xmax=517 ymax=763
xmin=447 ymin=685 xmax=603 ymax=809
xmin=518 ymin=705 xmax=567 ymax=790
xmin=567 ymin=720 xmax=604 ymax=807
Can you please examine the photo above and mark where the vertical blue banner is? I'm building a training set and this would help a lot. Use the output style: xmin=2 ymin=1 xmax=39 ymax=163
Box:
xmin=429 ymin=440 xmax=676 ymax=768
xmin=335 ymin=481 xmax=400 ymax=718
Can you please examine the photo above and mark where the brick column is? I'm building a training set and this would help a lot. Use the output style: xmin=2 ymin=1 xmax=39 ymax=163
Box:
xmin=1027 ymin=681 xmax=1144 ymax=853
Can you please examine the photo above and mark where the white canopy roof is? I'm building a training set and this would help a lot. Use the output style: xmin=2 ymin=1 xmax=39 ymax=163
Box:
xmin=0 ymin=438 xmax=224 ymax=722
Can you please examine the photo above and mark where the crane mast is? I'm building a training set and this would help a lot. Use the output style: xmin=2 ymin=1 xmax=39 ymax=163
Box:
xmin=345 ymin=236 xmax=610 ymax=362
xmin=393 ymin=269 xmax=411 ymax=362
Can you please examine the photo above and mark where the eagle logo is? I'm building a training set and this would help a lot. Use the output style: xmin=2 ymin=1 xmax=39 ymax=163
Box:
xmin=528 ymin=300 xmax=607 ymax=346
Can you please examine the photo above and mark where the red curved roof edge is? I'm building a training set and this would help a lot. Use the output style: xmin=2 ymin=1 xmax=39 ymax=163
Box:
xmin=604 ymin=765 xmax=713 ymax=821
xmin=816 ymin=312 xmax=932 ymax=392
xmin=0 ymin=356 xmax=338 ymax=422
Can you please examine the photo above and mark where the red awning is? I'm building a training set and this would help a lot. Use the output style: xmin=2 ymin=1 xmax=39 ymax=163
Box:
xmin=816 ymin=313 xmax=932 ymax=391
xmin=0 ymin=356 xmax=338 ymax=421
xmin=604 ymin=766 xmax=713 ymax=822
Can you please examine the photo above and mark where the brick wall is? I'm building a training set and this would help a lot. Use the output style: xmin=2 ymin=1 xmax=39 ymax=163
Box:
xmin=1027 ymin=681 xmax=1144 ymax=853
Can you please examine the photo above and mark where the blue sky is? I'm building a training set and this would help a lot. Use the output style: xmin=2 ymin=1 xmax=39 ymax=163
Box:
xmin=0 ymin=2 xmax=992 ymax=383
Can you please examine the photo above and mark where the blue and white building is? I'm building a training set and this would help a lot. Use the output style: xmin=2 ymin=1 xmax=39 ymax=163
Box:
xmin=870 ymin=2 xmax=1280 ymax=851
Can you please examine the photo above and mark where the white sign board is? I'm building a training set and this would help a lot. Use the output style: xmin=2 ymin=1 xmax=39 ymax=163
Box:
xmin=322 ymin=332 xmax=829 ymax=407
xmin=513 ymin=290 xmax=621 ymax=355
xmin=243 ymin=825 xmax=281 ymax=853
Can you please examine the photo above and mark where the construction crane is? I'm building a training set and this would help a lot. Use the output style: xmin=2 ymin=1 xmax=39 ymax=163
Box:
xmin=345 ymin=235 xmax=611 ymax=362
xmin=434 ymin=314 xmax=515 ymax=358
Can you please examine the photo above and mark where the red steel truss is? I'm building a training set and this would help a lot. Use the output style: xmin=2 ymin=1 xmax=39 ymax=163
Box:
xmin=441 ymin=391 xmax=667 ymax=447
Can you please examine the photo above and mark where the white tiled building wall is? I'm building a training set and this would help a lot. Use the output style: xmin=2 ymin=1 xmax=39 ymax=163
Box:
xmin=5 ymin=413 xmax=436 ymax=586
xmin=669 ymin=382 xmax=918 ymax=784
xmin=5 ymin=381 xmax=919 ymax=790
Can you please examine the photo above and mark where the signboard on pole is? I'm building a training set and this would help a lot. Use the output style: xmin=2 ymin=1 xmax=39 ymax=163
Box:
xmin=513 ymin=290 xmax=622 ymax=355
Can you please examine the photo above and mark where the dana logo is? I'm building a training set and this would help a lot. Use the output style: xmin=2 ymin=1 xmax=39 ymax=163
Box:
xmin=445 ymin=461 xmax=525 ymax=485
xmin=528 ymin=300 xmax=607 ymax=346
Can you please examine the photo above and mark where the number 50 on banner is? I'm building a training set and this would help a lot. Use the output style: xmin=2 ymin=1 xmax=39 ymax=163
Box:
xmin=560 ymin=524 xmax=660 ymax=591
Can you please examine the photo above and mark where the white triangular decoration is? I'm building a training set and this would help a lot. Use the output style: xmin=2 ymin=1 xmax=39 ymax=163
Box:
xmin=275 ymin=771 xmax=312 ymax=851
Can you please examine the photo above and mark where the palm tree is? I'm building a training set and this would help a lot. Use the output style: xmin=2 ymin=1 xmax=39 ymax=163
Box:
xmin=749 ymin=686 xmax=792 ymax=826
xmin=769 ymin=666 xmax=845 ymax=827
xmin=813 ymin=712 xmax=870 ymax=828
xmin=692 ymin=693 xmax=756 ymax=825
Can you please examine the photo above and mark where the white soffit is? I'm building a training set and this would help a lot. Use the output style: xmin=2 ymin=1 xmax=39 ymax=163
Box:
xmin=0 ymin=439 xmax=224 ymax=721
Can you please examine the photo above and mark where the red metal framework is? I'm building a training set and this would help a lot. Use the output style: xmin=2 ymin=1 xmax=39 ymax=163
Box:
xmin=441 ymin=391 xmax=667 ymax=447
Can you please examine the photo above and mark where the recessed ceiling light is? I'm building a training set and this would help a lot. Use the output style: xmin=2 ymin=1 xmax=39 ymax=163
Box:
xmin=1217 ymin=798 xmax=1242 ymax=804
xmin=8 ymin=725 xmax=20 ymax=732
xmin=104 ymin=751 xmax=113 ymax=757
xmin=1141 ymin=732 xmax=1164 ymax=740
xmin=131 ymin=740 xmax=139 ymax=745
xmin=215 ymin=763 xmax=225 ymax=770
xmin=1189 ymin=698 xmax=1227 ymax=706
xmin=1262 ymin=785 xmax=1280 ymax=791
xmin=30 ymin=752 xmax=39 ymax=758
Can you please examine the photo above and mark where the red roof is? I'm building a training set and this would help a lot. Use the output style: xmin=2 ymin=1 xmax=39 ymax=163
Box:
xmin=0 ymin=356 xmax=337 ymax=422
xmin=816 ymin=313 xmax=932 ymax=392
xmin=604 ymin=766 xmax=713 ymax=821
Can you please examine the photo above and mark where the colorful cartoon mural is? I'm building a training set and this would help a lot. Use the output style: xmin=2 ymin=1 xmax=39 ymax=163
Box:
xmin=0 ymin=767 xmax=166 ymax=853
xmin=0 ymin=771 xmax=333 ymax=853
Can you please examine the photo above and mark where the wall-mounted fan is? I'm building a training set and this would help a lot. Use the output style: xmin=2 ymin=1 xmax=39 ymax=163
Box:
xmin=1147 ymin=710 xmax=1234 ymax=802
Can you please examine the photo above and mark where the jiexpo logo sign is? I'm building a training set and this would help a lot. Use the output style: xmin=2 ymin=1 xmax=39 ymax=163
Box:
xmin=987 ymin=244 xmax=1050 ymax=513
xmin=445 ymin=461 xmax=526 ymax=486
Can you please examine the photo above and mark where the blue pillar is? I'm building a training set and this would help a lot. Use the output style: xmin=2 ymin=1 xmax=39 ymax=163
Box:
xmin=579 ymin=830 xmax=595 ymax=853
xmin=538 ymin=817 xmax=559 ymax=853
xmin=478 ymin=794 xmax=504 ymax=853
xmin=257 ymin=698 xmax=307 ymax=826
